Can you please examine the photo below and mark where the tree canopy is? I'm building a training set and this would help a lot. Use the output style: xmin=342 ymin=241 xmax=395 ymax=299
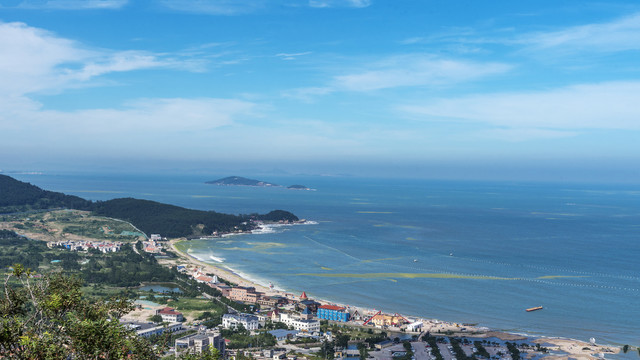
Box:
xmin=0 ymin=175 xmax=92 ymax=213
xmin=0 ymin=264 xmax=157 ymax=359
xmin=1 ymin=265 xmax=223 ymax=359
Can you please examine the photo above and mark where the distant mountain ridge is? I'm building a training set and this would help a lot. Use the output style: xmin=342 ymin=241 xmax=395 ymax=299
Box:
xmin=0 ymin=175 xmax=299 ymax=238
xmin=205 ymin=176 xmax=279 ymax=187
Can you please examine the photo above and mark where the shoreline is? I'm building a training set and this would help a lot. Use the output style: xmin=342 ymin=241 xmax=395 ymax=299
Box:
xmin=166 ymin=234 xmax=621 ymax=360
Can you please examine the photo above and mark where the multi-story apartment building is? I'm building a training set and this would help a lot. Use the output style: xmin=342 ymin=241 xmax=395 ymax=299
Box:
xmin=175 ymin=328 xmax=225 ymax=356
xmin=316 ymin=305 xmax=350 ymax=322
xmin=229 ymin=286 xmax=263 ymax=303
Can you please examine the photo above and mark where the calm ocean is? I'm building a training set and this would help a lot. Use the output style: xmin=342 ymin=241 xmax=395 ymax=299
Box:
xmin=10 ymin=173 xmax=640 ymax=349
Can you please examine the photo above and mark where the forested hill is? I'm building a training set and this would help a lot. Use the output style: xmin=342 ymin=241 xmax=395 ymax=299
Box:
xmin=252 ymin=210 xmax=299 ymax=222
xmin=93 ymin=198 xmax=251 ymax=238
xmin=0 ymin=175 xmax=300 ymax=238
xmin=0 ymin=174 xmax=92 ymax=213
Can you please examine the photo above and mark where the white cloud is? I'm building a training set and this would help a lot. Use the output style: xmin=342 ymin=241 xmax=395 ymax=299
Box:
xmin=158 ymin=0 xmax=267 ymax=15
xmin=7 ymin=0 xmax=127 ymax=9
xmin=308 ymin=0 xmax=371 ymax=8
xmin=286 ymin=54 xmax=511 ymax=98
xmin=0 ymin=21 xmax=266 ymax=160
xmin=332 ymin=55 xmax=511 ymax=92
xmin=276 ymin=51 xmax=312 ymax=60
xmin=0 ymin=22 xmax=90 ymax=95
xmin=400 ymin=81 xmax=640 ymax=132
xmin=520 ymin=12 xmax=640 ymax=53
xmin=0 ymin=22 xmax=201 ymax=96
xmin=0 ymin=96 xmax=258 ymax=143
xmin=157 ymin=0 xmax=370 ymax=14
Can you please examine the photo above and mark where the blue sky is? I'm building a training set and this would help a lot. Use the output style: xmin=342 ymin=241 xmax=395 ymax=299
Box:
xmin=1 ymin=0 xmax=639 ymax=181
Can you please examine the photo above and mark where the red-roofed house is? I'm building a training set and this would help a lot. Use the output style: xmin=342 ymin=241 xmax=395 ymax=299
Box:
xmin=195 ymin=274 xmax=214 ymax=283
xmin=156 ymin=307 xmax=184 ymax=322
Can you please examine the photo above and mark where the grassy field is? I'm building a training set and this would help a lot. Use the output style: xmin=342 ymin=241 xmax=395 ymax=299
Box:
xmin=0 ymin=210 xmax=145 ymax=242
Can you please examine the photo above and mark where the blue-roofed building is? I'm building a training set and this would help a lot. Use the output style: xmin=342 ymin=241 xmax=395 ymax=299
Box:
xmin=317 ymin=305 xmax=349 ymax=322
xmin=301 ymin=307 xmax=313 ymax=320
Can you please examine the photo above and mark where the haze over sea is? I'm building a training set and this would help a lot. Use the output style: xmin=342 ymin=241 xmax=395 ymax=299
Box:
xmin=11 ymin=172 xmax=640 ymax=348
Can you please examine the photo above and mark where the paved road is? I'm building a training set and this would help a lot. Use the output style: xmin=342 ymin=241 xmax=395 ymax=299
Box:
xmin=369 ymin=341 xmax=435 ymax=360
xmin=413 ymin=341 xmax=432 ymax=360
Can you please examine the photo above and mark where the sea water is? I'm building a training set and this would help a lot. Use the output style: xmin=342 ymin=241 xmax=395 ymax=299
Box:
xmin=10 ymin=173 xmax=640 ymax=348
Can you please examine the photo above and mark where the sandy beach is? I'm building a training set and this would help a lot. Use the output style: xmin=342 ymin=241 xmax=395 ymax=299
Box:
xmin=533 ymin=338 xmax=620 ymax=359
xmin=164 ymin=237 xmax=620 ymax=359
xmin=165 ymin=238 xmax=273 ymax=293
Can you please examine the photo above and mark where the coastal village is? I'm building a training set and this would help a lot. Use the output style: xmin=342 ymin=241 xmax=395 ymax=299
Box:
xmin=3 ymin=214 xmax=620 ymax=360
xmin=0 ymin=203 xmax=623 ymax=360
xmin=110 ymin=234 xmax=618 ymax=360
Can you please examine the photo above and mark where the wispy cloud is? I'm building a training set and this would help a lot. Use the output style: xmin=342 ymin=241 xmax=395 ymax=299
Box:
xmin=157 ymin=0 xmax=370 ymax=14
xmin=520 ymin=12 xmax=640 ymax=54
xmin=5 ymin=0 xmax=127 ymax=9
xmin=157 ymin=0 xmax=268 ymax=15
xmin=276 ymin=51 xmax=312 ymax=60
xmin=308 ymin=0 xmax=371 ymax=8
xmin=286 ymin=54 xmax=511 ymax=99
xmin=0 ymin=21 xmax=207 ymax=96
xmin=332 ymin=55 xmax=511 ymax=92
xmin=0 ymin=96 xmax=259 ymax=157
xmin=400 ymin=81 xmax=640 ymax=133
xmin=399 ymin=12 xmax=640 ymax=59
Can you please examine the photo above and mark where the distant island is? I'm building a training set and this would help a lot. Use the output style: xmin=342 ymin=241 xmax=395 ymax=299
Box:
xmin=205 ymin=176 xmax=279 ymax=187
xmin=206 ymin=176 xmax=314 ymax=190
xmin=287 ymin=184 xmax=314 ymax=191
xmin=0 ymin=174 xmax=299 ymax=238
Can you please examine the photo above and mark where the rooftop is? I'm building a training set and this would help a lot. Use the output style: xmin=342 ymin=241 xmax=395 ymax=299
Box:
xmin=223 ymin=313 xmax=258 ymax=321
xmin=157 ymin=307 xmax=182 ymax=315
xmin=268 ymin=329 xmax=299 ymax=338
xmin=319 ymin=305 xmax=346 ymax=311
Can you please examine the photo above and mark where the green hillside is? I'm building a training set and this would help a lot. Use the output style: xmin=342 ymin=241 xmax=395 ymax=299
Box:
xmin=0 ymin=174 xmax=92 ymax=213
xmin=1 ymin=175 xmax=299 ymax=238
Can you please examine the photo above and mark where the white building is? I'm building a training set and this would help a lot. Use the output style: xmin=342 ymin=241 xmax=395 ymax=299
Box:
xmin=406 ymin=321 xmax=423 ymax=332
xmin=222 ymin=313 xmax=259 ymax=331
xmin=155 ymin=307 xmax=184 ymax=322
xmin=278 ymin=312 xmax=320 ymax=333
xmin=292 ymin=319 xmax=320 ymax=333
xmin=124 ymin=321 xmax=183 ymax=338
